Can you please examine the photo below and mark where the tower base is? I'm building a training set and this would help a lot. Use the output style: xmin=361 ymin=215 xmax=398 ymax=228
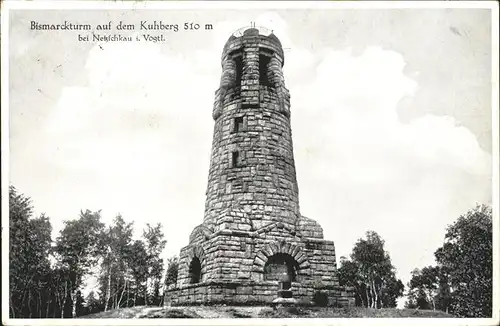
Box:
xmin=166 ymin=214 xmax=355 ymax=307
xmin=164 ymin=280 xmax=355 ymax=307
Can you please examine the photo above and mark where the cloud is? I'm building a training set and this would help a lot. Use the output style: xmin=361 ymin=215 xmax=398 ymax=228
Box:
xmin=288 ymin=45 xmax=492 ymax=285
xmin=38 ymin=10 xmax=299 ymax=253
xmin=40 ymin=39 xmax=219 ymax=253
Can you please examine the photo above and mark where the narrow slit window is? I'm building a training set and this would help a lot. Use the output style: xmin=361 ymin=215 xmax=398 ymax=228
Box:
xmin=234 ymin=55 xmax=243 ymax=86
xmin=242 ymin=103 xmax=259 ymax=109
xmin=259 ymin=54 xmax=272 ymax=87
xmin=232 ymin=151 xmax=240 ymax=168
xmin=233 ymin=116 xmax=244 ymax=133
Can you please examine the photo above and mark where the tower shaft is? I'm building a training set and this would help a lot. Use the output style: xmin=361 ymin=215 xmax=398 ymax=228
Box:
xmin=204 ymin=28 xmax=299 ymax=232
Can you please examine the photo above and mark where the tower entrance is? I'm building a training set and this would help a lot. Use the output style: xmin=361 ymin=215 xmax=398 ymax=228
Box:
xmin=188 ymin=257 xmax=202 ymax=284
xmin=263 ymin=253 xmax=299 ymax=283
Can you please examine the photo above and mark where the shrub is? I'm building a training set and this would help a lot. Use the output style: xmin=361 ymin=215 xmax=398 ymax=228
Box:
xmin=226 ymin=308 xmax=252 ymax=318
xmin=313 ymin=291 xmax=329 ymax=307
xmin=296 ymin=298 xmax=314 ymax=307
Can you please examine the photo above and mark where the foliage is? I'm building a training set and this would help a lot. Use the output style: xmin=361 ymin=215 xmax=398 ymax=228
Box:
xmin=96 ymin=220 xmax=168 ymax=309
xmin=8 ymin=185 xmax=170 ymax=318
xmin=9 ymin=185 xmax=53 ymax=318
xmin=126 ymin=239 xmax=149 ymax=306
xmin=165 ymin=256 xmax=179 ymax=288
xmin=406 ymin=266 xmax=448 ymax=311
xmin=75 ymin=290 xmax=85 ymax=317
xmin=84 ymin=291 xmax=103 ymax=315
xmin=406 ymin=204 xmax=492 ymax=317
xmin=435 ymin=204 xmax=492 ymax=317
xmin=98 ymin=215 xmax=135 ymax=311
xmin=381 ymin=274 xmax=404 ymax=308
xmin=312 ymin=291 xmax=329 ymax=307
xmin=54 ymin=209 xmax=106 ymax=317
xmin=338 ymin=231 xmax=404 ymax=309
xmin=142 ymin=223 xmax=167 ymax=306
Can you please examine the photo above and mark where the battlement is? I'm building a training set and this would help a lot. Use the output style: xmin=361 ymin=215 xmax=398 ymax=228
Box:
xmin=232 ymin=26 xmax=275 ymax=37
xmin=222 ymin=26 xmax=284 ymax=65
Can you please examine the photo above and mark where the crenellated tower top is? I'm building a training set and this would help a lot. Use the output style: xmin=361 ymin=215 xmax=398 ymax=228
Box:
xmin=222 ymin=25 xmax=284 ymax=63
xmin=213 ymin=26 xmax=289 ymax=122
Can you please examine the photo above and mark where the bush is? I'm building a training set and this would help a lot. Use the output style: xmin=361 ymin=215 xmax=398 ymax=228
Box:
xmin=162 ymin=309 xmax=200 ymax=318
xmin=296 ymin=298 xmax=314 ymax=307
xmin=258 ymin=306 xmax=309 ymax=318
xmin=313 ymin=291 xmax=329 ymax=307
xmin=226 ymin=308 xmax=252 ymax=318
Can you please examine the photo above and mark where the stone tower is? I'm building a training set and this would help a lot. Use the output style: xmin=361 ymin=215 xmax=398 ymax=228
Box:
xmin=167 ymin=26 xmax=354 ymax=306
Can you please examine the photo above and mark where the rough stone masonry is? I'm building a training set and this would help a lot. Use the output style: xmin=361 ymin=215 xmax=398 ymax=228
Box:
xmin=165 ymin=27 xmax=355 ymax=307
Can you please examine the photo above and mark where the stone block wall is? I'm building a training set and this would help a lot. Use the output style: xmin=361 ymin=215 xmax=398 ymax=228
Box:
xmin=170 ymin=215 xmax=354 ymax=306
xmin=204 ymin=28 xmax=297 ymax=232
xmin=165 ymin=281 xmax=355 ymax=307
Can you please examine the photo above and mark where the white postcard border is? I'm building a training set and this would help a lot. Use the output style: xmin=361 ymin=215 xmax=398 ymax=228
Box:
xmin=1 ymin=1 xmax=498 ymax=326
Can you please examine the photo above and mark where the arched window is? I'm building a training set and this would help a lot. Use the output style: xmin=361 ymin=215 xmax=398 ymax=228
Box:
xmin=188 ymin=257 xmax=202 ymax=284
xmin=263 ymin=253 xmax=299 ymax=283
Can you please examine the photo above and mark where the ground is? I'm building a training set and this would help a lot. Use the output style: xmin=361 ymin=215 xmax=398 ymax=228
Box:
xmin=81 ymin=305 xmax=453 ymax=318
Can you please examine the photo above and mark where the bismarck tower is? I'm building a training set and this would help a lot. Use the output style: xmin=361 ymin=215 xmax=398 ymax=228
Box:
xmin=167 ymin=26 xmax=354 ymax=306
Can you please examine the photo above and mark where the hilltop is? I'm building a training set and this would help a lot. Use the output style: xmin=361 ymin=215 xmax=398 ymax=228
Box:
xmin=80 ymin=305 xmax=453 ymax=319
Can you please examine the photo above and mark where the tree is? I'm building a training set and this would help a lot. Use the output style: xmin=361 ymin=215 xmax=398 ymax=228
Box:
xmin=45 ymin=267 xmax=72 ymax=318
xmin=338 ymin=231 xmax=403 ymax=308
xmin=8 ymin=184 xmax=172 ymax=316
xmin=54 ymin=209 xmax=105 ymax=317
xmin=9 ymin=186 xmax=53 ymax=318
xmin=142 ymin=223 xmax=167 ymax=306
xmin=126 ymin=239 xmax=149 ymax=306
xmin=407 ymin=266 xmax=441 ymax=310
xmin=434 ymin=270 xmax=452 ymax=313
xmin=338 ymin=257 xmax=365 ymax=307
xmin=352 ymin=231 xmax=395 ymax=308
xmin=75 ymin=290 xmax=85 ymax=317
xmin=164 ymin=256 xmax=179 ymax=288
xmin=434 ymin=204 xmax=492 ymax=317
xmin=381 ymin=274 xmax=404 ymax=308
xmin=98 ymin=215 xmax=134 ymax=311
xmin=162 ymin=255 xmax=179 ymax=305
xmin=405 ymin=287 xmax=430 ymax=310
xmin=85 ymin=291 xmax=103 ymax=315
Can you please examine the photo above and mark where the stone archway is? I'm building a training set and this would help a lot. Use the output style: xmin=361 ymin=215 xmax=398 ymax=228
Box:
xmin=252 ymin=241 xmax=310 ymax=282
xmin=263 ymin=253 xmax=300 ymax=283
xmin=185 ymin=245 xmax=205 ymax=284
xmin=188 ymin=257 xmax=202 ymax=284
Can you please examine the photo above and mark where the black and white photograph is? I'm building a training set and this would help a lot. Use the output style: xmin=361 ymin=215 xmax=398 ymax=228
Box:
xmin=1 ymin=1 xmax=498 ymax=323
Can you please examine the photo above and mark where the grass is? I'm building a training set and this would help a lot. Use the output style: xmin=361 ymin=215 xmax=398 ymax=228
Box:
xmin=260 ymin=307 xmax=453 ymax=318
xmin=81 ymin=305 xmax=454 ymax=319
xmin=226 ymin=308 xmax=254 ymax=318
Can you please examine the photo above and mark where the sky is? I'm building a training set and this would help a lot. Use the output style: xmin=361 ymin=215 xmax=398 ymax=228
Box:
xmin=7 ymin=5 xmax=494 ymax=301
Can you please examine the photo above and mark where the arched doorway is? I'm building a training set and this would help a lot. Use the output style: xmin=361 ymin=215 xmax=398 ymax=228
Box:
xmin=188 ymin=257 xmax=202 ymax=284
xmin=263 ymin=253 xmax=299 ymax=285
